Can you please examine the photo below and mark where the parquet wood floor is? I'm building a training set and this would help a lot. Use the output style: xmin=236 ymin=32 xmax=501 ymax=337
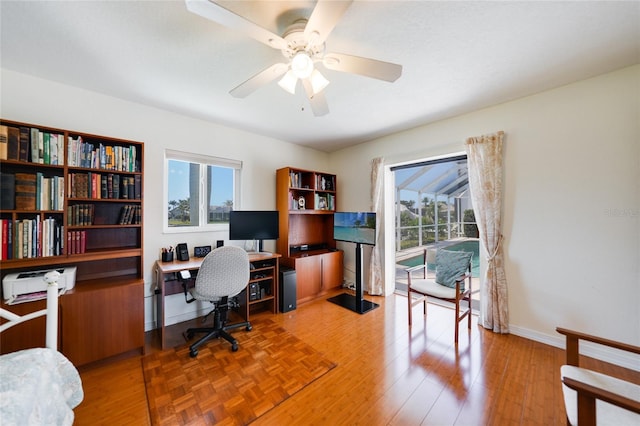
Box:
xmin=142 ymin=318 xmax=336 ymax=425
xmin=74 ymin=290 xmax=639 ymax=425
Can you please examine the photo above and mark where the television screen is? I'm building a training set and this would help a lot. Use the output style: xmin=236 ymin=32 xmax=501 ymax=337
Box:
xmin=333 ymin=212 xmax=376 ymax=246
xmin=229 ymin=210 xmax=279 ymax=252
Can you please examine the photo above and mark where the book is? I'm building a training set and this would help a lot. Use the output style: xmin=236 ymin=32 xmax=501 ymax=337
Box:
xmin=1 ymin=219 xmax=7 ymax=260
xmin=14 ymin=172 xmax=36 ymax=210
xmin=38 ymin=132 xmax=44 ymax=164
xmin=134 ymin=174 xmax=141 ymax=199
xmin=18 ymin=127 xmax=30 ymax=162
xmin=7 ymin=126 xmax=20 ymax=161
xmin=127 ymin=176 xmax=135 ymax=199
xmin=0 ymin=172 xmax=15 ymax=210
xmin=101 ymin=174 xmax=108 ymax=198
xmin=0 ymin=125 xmax=8 ymax=160
xmin=30 ymin=128 xmax=40 ymax=163
xmin=43 ymin=133 xmax=50 ymax=164
xmin=50 ymin=133 xmax=58 ymax=165
xmin=112 ymin=174 xmax=120 ymax=199
xmin=57 ymin=134 xmax=65 ymax=166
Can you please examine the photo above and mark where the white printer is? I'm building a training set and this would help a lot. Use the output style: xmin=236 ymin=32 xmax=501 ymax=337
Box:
xmin=2 ymin=267 xmax=77 ymax=304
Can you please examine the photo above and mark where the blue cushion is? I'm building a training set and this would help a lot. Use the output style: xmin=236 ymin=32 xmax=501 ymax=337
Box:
xmin=435 ymin=249 xmax=473 ymax=291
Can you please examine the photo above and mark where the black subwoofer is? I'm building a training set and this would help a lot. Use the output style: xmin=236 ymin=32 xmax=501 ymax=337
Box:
xmin=279 ymin=267 xmax=297 ymax=313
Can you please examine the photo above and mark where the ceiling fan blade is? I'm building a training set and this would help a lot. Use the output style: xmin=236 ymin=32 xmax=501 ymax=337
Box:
xmin=186 ymin=0 xmax=288 ymax=50
xmin=302 ymin=79 xmax=329 ymax=117
xmin=323 ymin=53 xmax=403 ymax=82
xmin=230 ymin=63 xmax=288 ymax=98
xmin=304 ymin=0 xmax=352 ymax=46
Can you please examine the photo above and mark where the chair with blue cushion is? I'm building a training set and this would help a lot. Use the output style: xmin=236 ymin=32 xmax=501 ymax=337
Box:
xmin=183 ymin=245 xmax=252 ymax=357
xmin=406 ymin=248 xmax=473 ymax=343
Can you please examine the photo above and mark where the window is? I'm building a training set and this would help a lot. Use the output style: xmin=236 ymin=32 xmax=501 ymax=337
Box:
xmin=164 ymin=150 xmax=241 ymax=232
xmin=392 ymin=155 xmax=473 ymax=250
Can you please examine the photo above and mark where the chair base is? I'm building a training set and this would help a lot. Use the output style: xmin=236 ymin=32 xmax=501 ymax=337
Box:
xmin=185 ymin=320 xmax=252 ymax=358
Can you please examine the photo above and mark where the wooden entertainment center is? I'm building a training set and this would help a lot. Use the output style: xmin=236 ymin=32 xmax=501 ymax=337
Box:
xmin=276 ymin=167 xmax=343 ymax=304
xmin=0 ymin=119 xmax=144 ymax=366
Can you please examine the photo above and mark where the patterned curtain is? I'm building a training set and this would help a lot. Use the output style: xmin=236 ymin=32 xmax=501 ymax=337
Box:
xmin=368 ymin=157 xmax=384 ymax=295
xmin=465 ymin=131 xmax=509 ymax=334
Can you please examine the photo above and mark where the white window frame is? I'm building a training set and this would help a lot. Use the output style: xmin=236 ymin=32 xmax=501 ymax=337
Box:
xmin=163 ymin=149 xmax=242 ymax=234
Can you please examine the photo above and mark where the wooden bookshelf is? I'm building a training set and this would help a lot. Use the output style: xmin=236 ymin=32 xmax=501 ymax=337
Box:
xmin=276 ymin=167 xmax=343 ymax=304
xmin=0 ymin=119 xmax=144 ymax=366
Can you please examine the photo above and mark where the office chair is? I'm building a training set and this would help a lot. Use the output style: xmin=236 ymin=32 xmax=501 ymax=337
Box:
xmin=406 ymin=248 xmax=473 ymax=343
xmin=183 ymin=245 xmax=252 ymax=357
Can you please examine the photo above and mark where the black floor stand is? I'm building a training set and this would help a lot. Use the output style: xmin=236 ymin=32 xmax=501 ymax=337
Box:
xmin=328 ymin=243 xmax=379 ymax=314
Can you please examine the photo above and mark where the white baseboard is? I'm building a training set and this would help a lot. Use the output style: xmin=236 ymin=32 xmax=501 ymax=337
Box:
xmin=509 ymin=325 xmax=640 ymax=372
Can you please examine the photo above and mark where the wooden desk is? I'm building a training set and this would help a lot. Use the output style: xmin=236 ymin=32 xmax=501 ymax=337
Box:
xmin=154 ymin=252 xmax=280 ymax=349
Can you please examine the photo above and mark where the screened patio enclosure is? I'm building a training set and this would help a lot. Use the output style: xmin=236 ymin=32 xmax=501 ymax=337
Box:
xmin=393 ymin=156 xmax=480 ymax=298
xmin=393 ymin=156 xmax=477 ymax=255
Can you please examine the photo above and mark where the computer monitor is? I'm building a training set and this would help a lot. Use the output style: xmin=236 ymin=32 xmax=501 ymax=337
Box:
xmin=229 ymin=210 xmax=279 ymax=253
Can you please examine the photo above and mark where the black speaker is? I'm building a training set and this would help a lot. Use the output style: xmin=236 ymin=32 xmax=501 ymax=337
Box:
xmin=216 ymin=240 xmax=224 ymax=248
xmin=279 ymin=267 xmax=297 ymax=313
xmin=176 ymin=243 xmax=189 ymax=261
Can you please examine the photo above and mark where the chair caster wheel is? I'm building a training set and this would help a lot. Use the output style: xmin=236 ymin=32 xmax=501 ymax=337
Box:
xmin=246 ymin=324 xmax=252 ymax=331
xmin=231 ymin=343 xmax=238 ymax=352
xmin=189 ymin=349 xmax=198 ymax=358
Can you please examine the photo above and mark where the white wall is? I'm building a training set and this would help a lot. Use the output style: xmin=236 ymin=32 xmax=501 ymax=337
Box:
xmin=329 ymin=65 xmax=639 ymax=367
xmin=0 ymin=69 xmax=331 ymax=330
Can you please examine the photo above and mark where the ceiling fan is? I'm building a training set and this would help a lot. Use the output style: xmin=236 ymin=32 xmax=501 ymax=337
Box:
xmin=185 ymin=0 xmax=403 ymax=116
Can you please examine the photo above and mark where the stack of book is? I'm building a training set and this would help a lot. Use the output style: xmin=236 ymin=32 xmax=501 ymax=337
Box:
xmin=67 ymin=136 xmax=139 ymax=172
xmin=0 ymin=125 xmax=64 ymax=164
xmin=0 ymin=217 xmax=63 ymax=260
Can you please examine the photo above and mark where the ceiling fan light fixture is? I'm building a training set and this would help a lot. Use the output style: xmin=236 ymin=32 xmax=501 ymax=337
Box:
xmin=277 ymin=70 xmax=298 ymax=94
xmin=291 ymin=52 xmax=314 ymax=79
xmin=309 ymin=69 xmax=330 ymax=95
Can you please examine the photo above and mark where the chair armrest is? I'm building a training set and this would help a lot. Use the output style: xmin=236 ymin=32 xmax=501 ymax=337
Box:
xmin=405 ymin=264 xmax=427 ymax=280
xmin=556 ymin=327 xmax=640 ymax=366
xmin=562 ymin=376 xmax=640 ymax=426
xmin=455 ymin=273 xmax=471 ymax=282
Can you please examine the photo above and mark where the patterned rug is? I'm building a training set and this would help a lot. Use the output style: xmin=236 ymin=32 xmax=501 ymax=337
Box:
xmin=142 ymin=319 xmax=336 ymax=425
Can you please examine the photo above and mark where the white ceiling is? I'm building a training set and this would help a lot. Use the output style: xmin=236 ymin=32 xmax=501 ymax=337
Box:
xmin=1 ymin=1 xmax=638 ymax=152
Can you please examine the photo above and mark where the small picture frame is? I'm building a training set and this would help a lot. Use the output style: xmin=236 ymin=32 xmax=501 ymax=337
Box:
xmin=317 ymin=197 xmax=327 ymax=209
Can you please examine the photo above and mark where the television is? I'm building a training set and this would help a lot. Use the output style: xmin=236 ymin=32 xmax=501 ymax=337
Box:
xmin=229 ymin=210 xmax=279 ymax=253
xmin=333 ymin=212 xmax=376 ymax=246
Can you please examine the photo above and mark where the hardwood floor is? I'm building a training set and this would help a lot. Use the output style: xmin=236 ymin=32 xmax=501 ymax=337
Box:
xmin=74 ymin=290 xmax=639 ymax=425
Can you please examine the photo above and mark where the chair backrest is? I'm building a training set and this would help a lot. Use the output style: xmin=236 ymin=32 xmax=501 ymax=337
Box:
xmin=193 ymin=246 xmax=250 ymax=299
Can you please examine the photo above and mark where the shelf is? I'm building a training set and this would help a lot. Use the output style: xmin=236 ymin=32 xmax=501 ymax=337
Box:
xmin=67 ymin=224 xmax=141 ymax=230
xmin=0 ymin=159 xmax=64 ymax=170
xmin=249 ymin=295 xmax=275 ymax=305
xmin=288 ymin=209 xmax=335 ymax=214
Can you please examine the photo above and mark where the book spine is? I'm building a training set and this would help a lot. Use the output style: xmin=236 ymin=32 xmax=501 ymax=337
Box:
xmin=0 ymin=172 xmax=16 ymax=210
xmin=14 ymin=173 xmax=36 ymax=210
xmin=0 ymin=125 xmax=8 ymax=160
xmin=1 ymin=219 xmax=7 ymax=260
xmin=30 ymin=128 xmax=40 ymax=163
xmin=18 ymin=127 xmax=30 ymax=162
xmin=7 ymin=126 xmax=20 ymax=161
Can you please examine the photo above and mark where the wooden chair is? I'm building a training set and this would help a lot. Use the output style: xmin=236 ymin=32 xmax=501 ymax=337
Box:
xmin=556 ymin=327 xmax=640 ymax=426
xmin=406 ymin=248 xmax=473 ymax=343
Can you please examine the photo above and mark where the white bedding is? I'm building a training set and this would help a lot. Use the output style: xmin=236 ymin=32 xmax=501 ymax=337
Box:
xmin=0 ymin=347 xmax=84 ymax=426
